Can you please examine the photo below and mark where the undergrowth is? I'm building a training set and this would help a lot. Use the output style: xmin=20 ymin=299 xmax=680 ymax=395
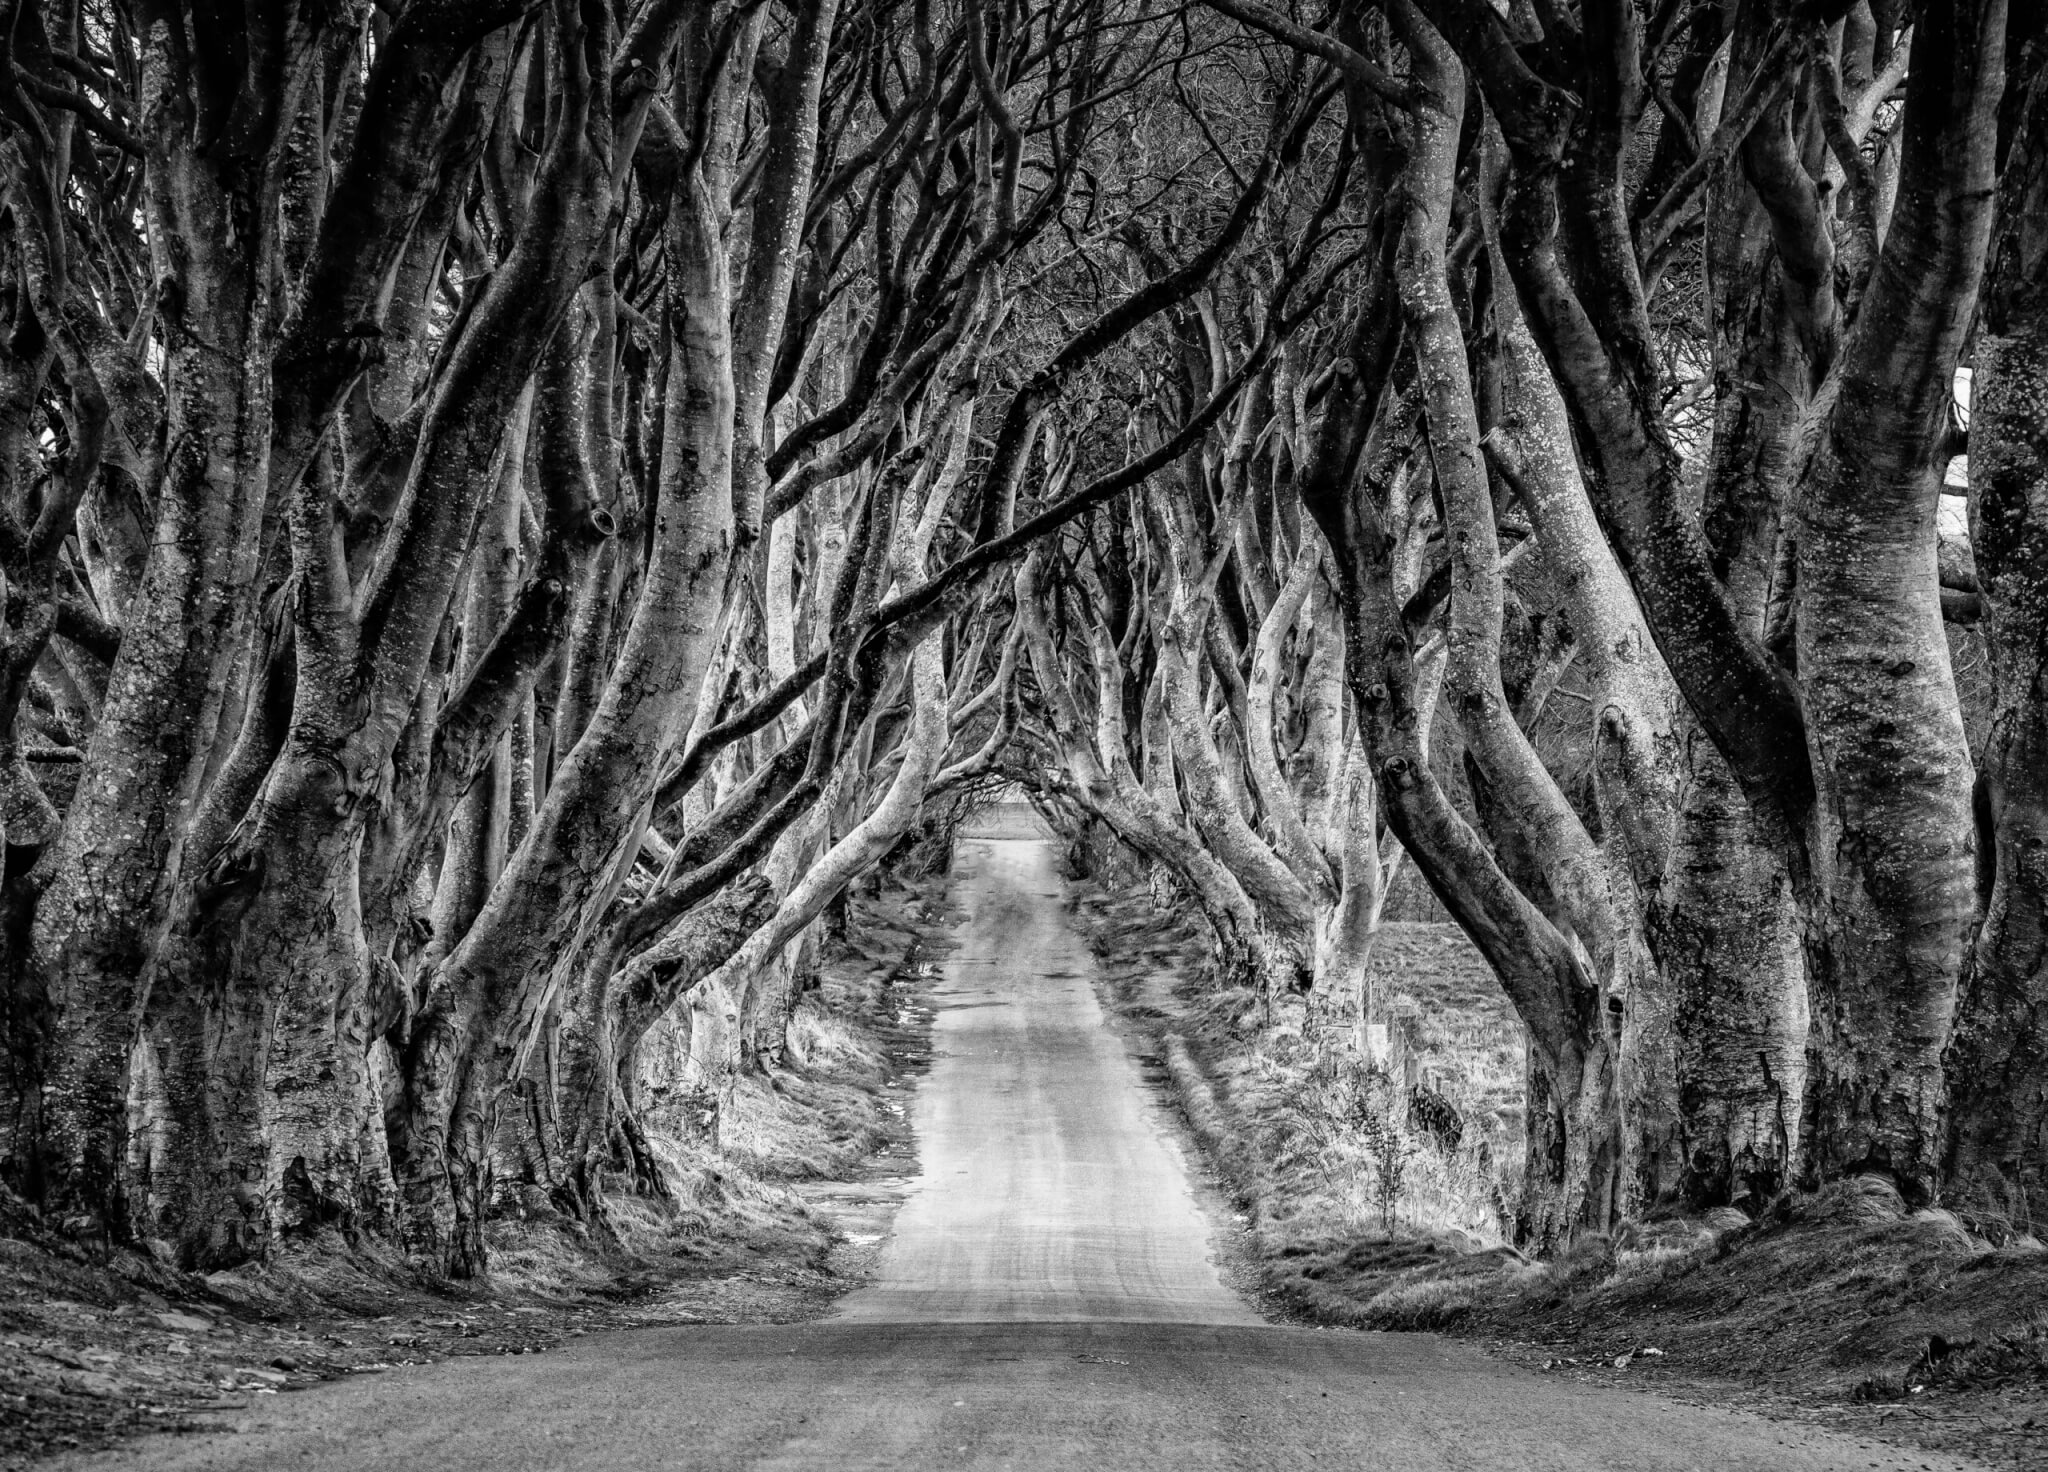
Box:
xmin=1163 ymin=918 xmax=1525 ymax=1251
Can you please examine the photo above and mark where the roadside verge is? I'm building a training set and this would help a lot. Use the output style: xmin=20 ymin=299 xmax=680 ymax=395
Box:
xmin=1066 ymin=874 xmax=2048 ymax=1472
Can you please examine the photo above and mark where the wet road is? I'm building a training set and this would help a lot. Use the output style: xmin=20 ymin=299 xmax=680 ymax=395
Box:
xmin=57 ymin=814 xmax=1983 ymax=1471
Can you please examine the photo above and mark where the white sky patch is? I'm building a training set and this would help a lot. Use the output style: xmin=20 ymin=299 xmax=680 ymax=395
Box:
xmin=1946 ymin=366 xmax=1972 ymax=491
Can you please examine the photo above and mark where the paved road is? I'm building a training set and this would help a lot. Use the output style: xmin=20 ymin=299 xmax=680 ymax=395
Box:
xmin=58 ymin=816 xmax=1979 ymax=1471
xmin=835 ymin=821 xmax=1254 ymax=1325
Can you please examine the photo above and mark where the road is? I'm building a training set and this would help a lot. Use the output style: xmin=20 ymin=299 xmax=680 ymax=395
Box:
xmin=58 ymin=813 xmax=1978 ymax=1471
xmin=835 ymin=806 xmax=1254 ymax=1326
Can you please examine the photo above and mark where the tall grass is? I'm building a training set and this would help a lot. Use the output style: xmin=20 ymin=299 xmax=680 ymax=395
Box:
xmin=1185 ymin=929 xmax=1525 ymax=1247
xmin=1241 ymin=1034 xmax=1515 ymax=1245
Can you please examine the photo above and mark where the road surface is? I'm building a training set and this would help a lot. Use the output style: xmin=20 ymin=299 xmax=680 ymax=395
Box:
xmin=834 ymin=806 xmax=1254 ymax=1325
xmin=58 ymin=812 xmax=1979 ymax=1471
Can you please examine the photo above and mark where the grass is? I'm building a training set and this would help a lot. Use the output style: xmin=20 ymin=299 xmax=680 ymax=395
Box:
xmin=1074 ymin=886 xmax=1527 ymax=1251
xmin=1358 ymin=1276 xmax=1485 ymax=1329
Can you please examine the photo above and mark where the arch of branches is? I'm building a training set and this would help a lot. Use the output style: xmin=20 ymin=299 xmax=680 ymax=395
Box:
xmin=0 ymin=0 xmax=2040 ymax=1277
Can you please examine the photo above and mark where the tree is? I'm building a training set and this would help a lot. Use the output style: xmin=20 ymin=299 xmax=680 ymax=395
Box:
xmin=0 ymin=0 xmax=2039 ymax=1278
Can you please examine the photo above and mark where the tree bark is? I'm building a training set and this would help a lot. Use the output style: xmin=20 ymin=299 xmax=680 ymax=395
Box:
xmin=1392 ymin=8 xmax=1625 ymax=1237
xmin=1793 ymin=0 xmax=2002 ymax=1200
xmin=396 ymin=6 xmax=748 ymax=1275
xmin=1945 ymin=19 xmax=2048 ymax=1234
xmin=33 ymin=25 xmax=319 ymax=1238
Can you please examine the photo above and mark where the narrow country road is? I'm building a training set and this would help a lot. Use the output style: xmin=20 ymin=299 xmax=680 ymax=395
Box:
xmin=835 ymin=806 xmax=1254 ymax=1326
xmin=57 ymin=814 xmax=1978 ymax=1471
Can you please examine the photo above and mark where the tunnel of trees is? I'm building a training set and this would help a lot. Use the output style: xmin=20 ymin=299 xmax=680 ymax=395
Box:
xmin=0 ymin=0 xmax=2039 ymax=1280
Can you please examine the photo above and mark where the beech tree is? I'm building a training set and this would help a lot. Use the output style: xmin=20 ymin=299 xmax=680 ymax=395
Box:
xmin=1153 ymin=0 xmax=2028 ymax=1242
xmin=0 ymin=0 xmax=2041 ymax=1277
xmin=0 ymin=0 xmax=1318 ymax=1277
xmin=1023 ymin=0 xmax=2036 ymax=1245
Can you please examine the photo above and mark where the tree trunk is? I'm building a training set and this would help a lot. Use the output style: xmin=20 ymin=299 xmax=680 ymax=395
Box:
xmin=1652 ymin=736 xmax=1806 ymax=1211
xmin=166 ymin=800 xmax=391 ymax=1266
xmin=396 ymin=14 xmax=744 ymax=1273
xmin=1394 ymin=18 xmax=1626 ymax=1238
xmin=33 ymin=119 xmax=294 ymax=1237
xmin=1793 ymin=0 xmax=2001 ymax=1201
xmin=556 ymin=876 xmax=771 ymax=1218
xmin=1945 ymin=25 xmax=2048 ymax=1234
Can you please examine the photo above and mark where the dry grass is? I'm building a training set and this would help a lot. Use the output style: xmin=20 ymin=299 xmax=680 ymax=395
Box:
xmin=786 ymin=1001 xmax=886 ymax=1077
xmin=1161 ymin=920 xmax=1524 ymax=1250
xmin=1374 ymin=922 xmax=1528 ymax=1171
xmin=1359 ymin=1276 xmax=1485 ymax=1330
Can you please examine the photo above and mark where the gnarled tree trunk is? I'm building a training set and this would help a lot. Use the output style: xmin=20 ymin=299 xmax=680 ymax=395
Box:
xmin=1946 ymin=20 xmax=2048 ymax=1234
